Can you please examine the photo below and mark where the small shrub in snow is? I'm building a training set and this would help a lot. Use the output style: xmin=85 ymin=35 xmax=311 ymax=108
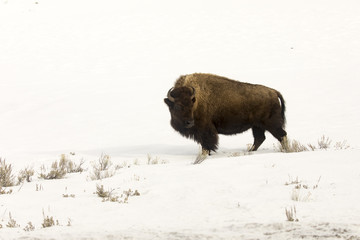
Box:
xmin=59 ymin=154 xmax=85 ymax=173
xmin=307 ymin=144 xmax=317 ymax=151
xmin=42 ymin=210 xmax=59 ymax=228
xmin=285 ymin=175 xmax=301 ymax=186
xmin=228 ymin=152 xmax=241 ymax=157
xmin=147 ymin=154 xmax=168 ymax=165
xmin=96 ymin=153 xmax=112 ymax=170
xmin=17 ymin=166 xmax=35 ymax=184
xmin=334 ymin=140 xmax=350 ymax=150
xmin=60 ymin=154 xmax=85 ymax=173
xmin=23 ymin=222 xmax=35 ymax=232
xmin=0 ymin=158 xmax=16 ymax=187
xmin=96 ymin=184 xmax=112 ymax=198
xmin=95 ymin=184 xmax=140 ymax=203
xmin=147 ymin=154 xmax=159 ymax=165
xmin=133 ymin=158 xmax=140 ymax=165
xmin=285 ymin=206 xmax=298 ymax=222
xmin=124 ymin=189 xmax=140 ymax=198
xmin=39 ymin=154 xmax=85 ymax=180
xmin=119 ymin=189 xmax=140 ymax=203
xmin=318 ymin=135 xmax=332 ymax=149
xmin=6 ymin=212 xmax=20 ymax=228
xmin=39 ymin=161 xmax=67 ymax=180
xmin=89 ymin=153 xmax=115 ymax=180
xmin=288 ymin=177 xmax=321 ymax=202
xmin=42 ymin=216 xmax=56 ymax=228
xmin=115 ymin=161 xmax=129 ymax=170
xmin=286 ymin=176 xmax=321 ymax=202
xmin=0 ymin=186 xmax=12 ymax=195
xmin=95 ymin=184 xmax=119 ymax=202
xmin=312 ymin=176 xmax=322 ymax=190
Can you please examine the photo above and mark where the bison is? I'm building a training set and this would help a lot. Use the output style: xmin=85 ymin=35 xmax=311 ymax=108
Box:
xmin=164 ymin=73 xmax=287 ymax=159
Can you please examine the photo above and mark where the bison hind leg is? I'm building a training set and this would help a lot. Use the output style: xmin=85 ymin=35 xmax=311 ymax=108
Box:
xmin=250 ymin=127 xmax=266 ymax=151
xmin=268 ymin=127 xmax=287 ymax=143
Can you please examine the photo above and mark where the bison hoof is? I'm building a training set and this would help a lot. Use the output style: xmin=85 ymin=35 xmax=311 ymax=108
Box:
xmin=194 ymin=149 xmax=210 ymax=164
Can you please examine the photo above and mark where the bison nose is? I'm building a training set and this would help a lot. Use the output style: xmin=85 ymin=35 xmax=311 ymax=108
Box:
xmin=185 ymin=120 xmax=195 ymax=128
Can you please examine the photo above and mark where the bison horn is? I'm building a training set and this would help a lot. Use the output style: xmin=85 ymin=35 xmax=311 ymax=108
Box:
xmin=167 ymin=87 xmax=175 ymax=102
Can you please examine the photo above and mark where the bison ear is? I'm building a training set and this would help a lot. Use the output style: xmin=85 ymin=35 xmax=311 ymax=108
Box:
xmin=192 ymin=97 xmax=196 ymax=103
xmin=164 ymin=98 xmax=174 ymax=108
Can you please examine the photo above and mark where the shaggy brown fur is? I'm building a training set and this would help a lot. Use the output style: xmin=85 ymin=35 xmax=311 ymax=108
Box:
xmin=164 ymin=73 xmax=287 ymax=154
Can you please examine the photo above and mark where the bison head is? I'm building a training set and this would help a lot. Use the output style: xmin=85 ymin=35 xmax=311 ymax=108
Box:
xmin=164 ymin=86 xmax=196 ymax=129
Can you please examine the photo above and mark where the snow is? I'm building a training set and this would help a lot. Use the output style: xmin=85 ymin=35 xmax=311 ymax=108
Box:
xmin=1 ymin=0 xmax=360 ymax=239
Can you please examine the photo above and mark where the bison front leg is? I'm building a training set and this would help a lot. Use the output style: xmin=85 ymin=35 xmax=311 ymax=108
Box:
xmin=194 ymin=127 xmax=218 ymax=164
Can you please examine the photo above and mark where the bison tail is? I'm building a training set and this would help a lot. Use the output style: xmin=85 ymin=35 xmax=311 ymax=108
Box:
xmin=277 ymin=91 xmax=286 ymax=126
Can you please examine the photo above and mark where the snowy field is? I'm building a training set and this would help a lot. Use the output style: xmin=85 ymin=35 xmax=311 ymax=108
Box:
xmin=1 ymin=0 xmax=360 ymax=239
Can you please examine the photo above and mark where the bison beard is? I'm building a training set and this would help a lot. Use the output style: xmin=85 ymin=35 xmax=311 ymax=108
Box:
xmin=164 ymin=73 xmax=287 ymax=156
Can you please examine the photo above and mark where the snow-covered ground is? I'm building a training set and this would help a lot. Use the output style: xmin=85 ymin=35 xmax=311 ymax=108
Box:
xmin=1 ymin=0 xmax=360 ymax=239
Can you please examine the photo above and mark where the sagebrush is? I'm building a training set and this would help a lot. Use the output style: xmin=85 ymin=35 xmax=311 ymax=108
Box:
xmin=89 ymin=153 xmax=115 ymax=180
xmin=39 ymin=154 xmax=85 ymax=180
xmin=0 ymin=158 xmax=15 ymax=187
xmin=17 ymin=166 xmax=35 ymax=184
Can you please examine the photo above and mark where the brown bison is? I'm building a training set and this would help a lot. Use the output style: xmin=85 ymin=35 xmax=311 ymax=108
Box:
xmin=164 ymin=73 xmax=287 ymax=157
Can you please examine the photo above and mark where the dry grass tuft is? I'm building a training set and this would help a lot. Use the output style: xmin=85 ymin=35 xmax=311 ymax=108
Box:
xmin=291 ymin=188 xmax=312 ymax=202
xmin=334 ymin=140 xmax=350 ymax=150
xmin=285 ymin=206 xmax=299 ymax=222
xmin=63 ymin=193 xmax=76 ymax=198
xmin=287 ymin=176 xmax=321 ymax=202
xmin=147 ymin=154 xmax=168 ymax=165
xmin=6 ymin=212 xmax=20 ymax=228
xmin=318 ymin=135 xmax=332 ymax=149
xmin=276 ymin=135 xmax=350 ymax=153
xmin=285 ymin=175 xmax=301 ymax=186
xmin=0 ymin=158 xmax=16 ymax=187
xmin=42 ymin=210 xmax=59 ymax=228
xmin=96 ymin=184 xmax=113 ymax=198
xmin=276 ymin=137 xmax=308 ymax=153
